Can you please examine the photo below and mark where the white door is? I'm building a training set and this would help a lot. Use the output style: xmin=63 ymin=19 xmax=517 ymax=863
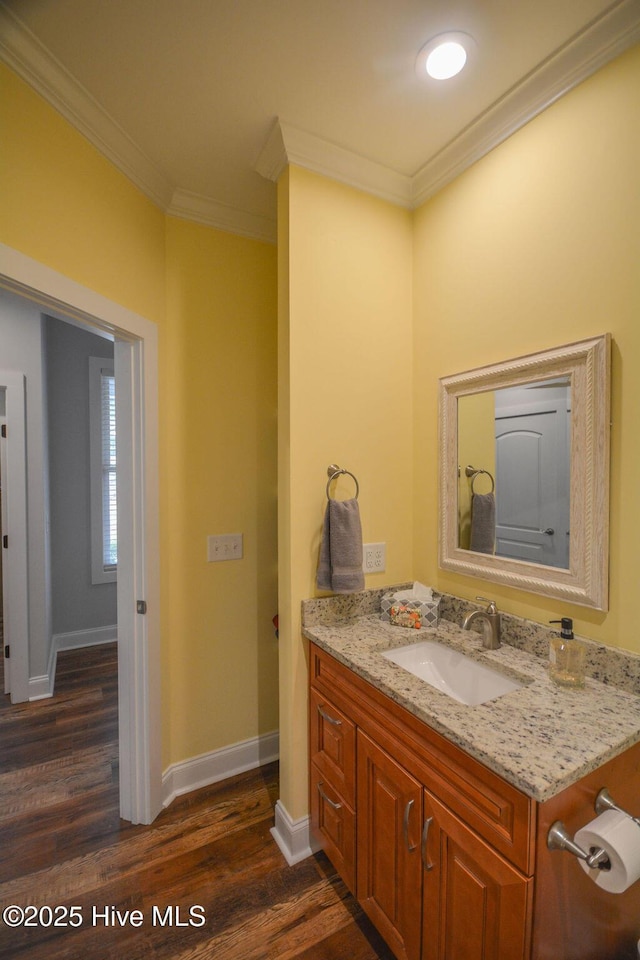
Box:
xmin=0 ymin=374 xmax=29 ymax=703
xmin=0 ymin=411 xmax=8 ymax=695
xmin=495 ymin=402 xmax=570 ymax=568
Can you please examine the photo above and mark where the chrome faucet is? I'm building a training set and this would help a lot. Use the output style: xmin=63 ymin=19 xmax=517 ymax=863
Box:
xmin=462 ymin=597 xmax=501 ymax=650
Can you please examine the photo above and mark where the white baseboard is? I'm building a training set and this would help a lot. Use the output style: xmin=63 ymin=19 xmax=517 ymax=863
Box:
xmin=162 ymin=729 xmax=280 ymax=808
xmin=28 ymin=625 xmax=117 ymax=700
xmin=54 ymin=624 xmax=118 ymax=652
xmin=28 ymin=672 xmax=55 ymax=701
xmin=270 ymin=799 xmax=320 ymax=866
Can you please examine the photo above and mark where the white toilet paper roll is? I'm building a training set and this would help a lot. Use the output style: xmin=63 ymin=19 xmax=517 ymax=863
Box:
xmin=574 ymin=809 xmax=640 ymax=894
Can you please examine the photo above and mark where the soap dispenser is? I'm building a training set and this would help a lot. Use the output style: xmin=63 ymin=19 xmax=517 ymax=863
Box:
xmin=548 ymin=617 xmax=585 ymax=687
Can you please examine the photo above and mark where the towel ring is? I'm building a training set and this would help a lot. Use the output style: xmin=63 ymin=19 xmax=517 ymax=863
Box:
xmin=465 ymin=465 xmax=495 ymax=494
xmin=326 ymin=464 xmax=359 ymax=501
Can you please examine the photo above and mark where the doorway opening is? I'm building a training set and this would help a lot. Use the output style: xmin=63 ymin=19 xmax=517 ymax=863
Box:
xmin=43 ymin=316 xmax=117 ymax=706
xmin=0 ymin=243 xmax=161 ymax=824
xmin=1 ymin=398 xmax=6 ymax=695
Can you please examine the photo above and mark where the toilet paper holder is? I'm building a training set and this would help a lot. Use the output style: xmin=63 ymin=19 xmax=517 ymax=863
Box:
xmin=594 ymin=787 xmax=640 ymax=827
xmin=547 ymin=788 xmax=640 ymax=868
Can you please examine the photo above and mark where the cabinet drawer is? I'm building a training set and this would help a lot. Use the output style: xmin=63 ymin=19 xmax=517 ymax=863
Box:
xmin=310 ymin=761 xmax=356 ymax=894
xmin=310 ymin=687 xmax=356 ymax=807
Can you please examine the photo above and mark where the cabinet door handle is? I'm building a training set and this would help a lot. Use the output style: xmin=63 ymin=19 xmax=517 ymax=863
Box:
xmin=403 ymin=799 xmax=418 ymax=852
xmin=317 ymin=782 xmax=342 ymax=811
xmin=421 ymin=816 xmax=434 ymax=871
xmin=317 ymin=704 xmax=342 ymax=726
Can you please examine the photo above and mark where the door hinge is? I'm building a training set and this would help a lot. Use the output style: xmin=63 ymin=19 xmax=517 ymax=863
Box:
xmin=1 ymin=424 xmax=6 ymax=438
xmin=4 ymin=645 xmax=9 ymax=659
xmin=136 ymin=600 xmax=147 ymax=615
xmin=2 ymin=535 xmax=7 ymax=549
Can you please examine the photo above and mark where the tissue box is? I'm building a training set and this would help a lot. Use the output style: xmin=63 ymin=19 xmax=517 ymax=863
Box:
xmin=381 ymin=591 xmax=440 ymax=629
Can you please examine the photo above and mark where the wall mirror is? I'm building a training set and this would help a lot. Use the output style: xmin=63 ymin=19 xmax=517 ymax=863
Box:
xmin=438 ymin=335 xmax=611 ymax=610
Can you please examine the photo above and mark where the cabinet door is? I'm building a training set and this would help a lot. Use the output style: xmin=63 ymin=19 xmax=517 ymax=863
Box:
xmin=422 ymin=790 xmax=533 ymax=960
xmin=357 ymin=731 xmax=423 ymax=960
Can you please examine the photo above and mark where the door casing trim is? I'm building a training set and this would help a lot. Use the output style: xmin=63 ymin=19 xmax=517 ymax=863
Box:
xmin=0 ymin=242 xmax=161 ymax=824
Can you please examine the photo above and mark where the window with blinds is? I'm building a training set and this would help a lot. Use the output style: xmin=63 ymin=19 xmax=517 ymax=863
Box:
xmin=89 ymin=357 xmax=117 ymax=583
xmin=101 ymin=371 xmax=117 ymax=568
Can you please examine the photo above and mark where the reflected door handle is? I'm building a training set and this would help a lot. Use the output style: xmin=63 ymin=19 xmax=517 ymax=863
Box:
xmin=542 ymin=528 xmax=555 ymax=535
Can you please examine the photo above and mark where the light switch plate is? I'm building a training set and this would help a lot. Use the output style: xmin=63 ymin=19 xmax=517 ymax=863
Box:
xmin=208 ymin=533 xmax=243 ymax=562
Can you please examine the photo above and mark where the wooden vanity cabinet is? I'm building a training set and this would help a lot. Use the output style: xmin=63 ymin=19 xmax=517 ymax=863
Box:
xmin=309 ymin=642 xmax=640 ymax=960
xmin=309 ymin=643 xmax=534 ymax=960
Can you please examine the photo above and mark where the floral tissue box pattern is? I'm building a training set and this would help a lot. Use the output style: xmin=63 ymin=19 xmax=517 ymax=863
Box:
xmin=381 ymin=592 xmax=441 ymax=629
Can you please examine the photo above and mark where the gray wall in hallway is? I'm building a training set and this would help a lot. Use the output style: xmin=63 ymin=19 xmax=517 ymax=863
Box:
xmin=46 ymin=316 xmax=116 ymax=636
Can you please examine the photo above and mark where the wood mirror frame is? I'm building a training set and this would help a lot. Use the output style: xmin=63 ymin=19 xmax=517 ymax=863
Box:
xmin=438 ymin=335 xmax=611 ymax=610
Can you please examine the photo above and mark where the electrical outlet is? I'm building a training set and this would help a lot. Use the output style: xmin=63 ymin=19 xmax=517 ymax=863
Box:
xmin=207 ymin=533 xmax=243 ymax=562
xmin=363 ymin=542 xmax=386 ymax=573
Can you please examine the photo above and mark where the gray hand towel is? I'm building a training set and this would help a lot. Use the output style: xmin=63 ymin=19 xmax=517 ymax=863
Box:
xmin=316 ymin=498 xmax=365 ymax=594
xmin=470 ymin=492 xmax=496 ymax=554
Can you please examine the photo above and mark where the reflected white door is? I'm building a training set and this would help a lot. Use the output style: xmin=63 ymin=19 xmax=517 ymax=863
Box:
xmin=495 ymin=404 xmax=570 ymax=568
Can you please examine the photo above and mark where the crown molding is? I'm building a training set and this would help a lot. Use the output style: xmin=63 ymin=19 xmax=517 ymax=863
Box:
xmin=257 ymin=0 xmax=640 ymax=210
xmin=0 ymin=3 xmax=174 ymax=210
xmin=256 ymin=119 xmax=414 ymax=208
xmin=0 ymin=3 xmax=275 ymax=242
xmin=254 ymin=120 xmax=288 ymax=183
xmin=167 ymin=189 xmax=276 ymax=244
xmin=2 ymin=0 xmax=638 ymax=235
xmin=411 ymin=0 xmax=640 ymax=206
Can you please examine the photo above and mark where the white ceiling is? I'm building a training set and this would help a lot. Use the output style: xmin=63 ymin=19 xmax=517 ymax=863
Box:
xmin=2 ymin=0 xmax=639 ymax=242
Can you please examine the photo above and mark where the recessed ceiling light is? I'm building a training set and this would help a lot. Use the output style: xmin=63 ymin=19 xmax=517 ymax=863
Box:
xmin=416 ymin=32 xmax=476 ymax=81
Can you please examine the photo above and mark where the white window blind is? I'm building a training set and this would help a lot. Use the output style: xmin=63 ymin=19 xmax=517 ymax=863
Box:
xmin=101 ymin=371 xmax=117 ymax=568
xmin=89 ymin=357 xmax=117 ymax=583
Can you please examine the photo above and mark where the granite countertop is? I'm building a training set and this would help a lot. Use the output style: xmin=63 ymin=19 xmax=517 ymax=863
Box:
xmin=303 ymin=610 xmax=640 ymax=803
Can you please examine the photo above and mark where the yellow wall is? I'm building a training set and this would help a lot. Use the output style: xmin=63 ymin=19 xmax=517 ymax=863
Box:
xmin=0 ymin=64 xmax=165 ymax=322
xmin=279 ymin=166 xmax=413 ymax=817
xmin=1 ymin=64 xmax=280 ymax=770
xmin=413 ymin=44 xmax=640 ymax=650
xmin=164 ymin=218 xmax=278 ymax=763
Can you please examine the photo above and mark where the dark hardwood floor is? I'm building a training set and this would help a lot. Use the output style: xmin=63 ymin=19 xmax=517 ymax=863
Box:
xmin=0 ymin=642 xmax=395 ymax=959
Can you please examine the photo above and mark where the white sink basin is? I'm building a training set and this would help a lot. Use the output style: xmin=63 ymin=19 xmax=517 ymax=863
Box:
xmin=382 ymin=640 xmax=522 ymax=705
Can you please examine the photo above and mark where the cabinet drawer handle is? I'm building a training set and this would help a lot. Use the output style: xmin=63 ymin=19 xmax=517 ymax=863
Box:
xmin=317 ymin=704 xmax=342 ymax=726
xmin=421 ymin=816 xmax=434 ymax=872
xmin=403 ymin=799 xmax=418 ymax=852
xmin=317 ymin=782 xmax=342 ymax=811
